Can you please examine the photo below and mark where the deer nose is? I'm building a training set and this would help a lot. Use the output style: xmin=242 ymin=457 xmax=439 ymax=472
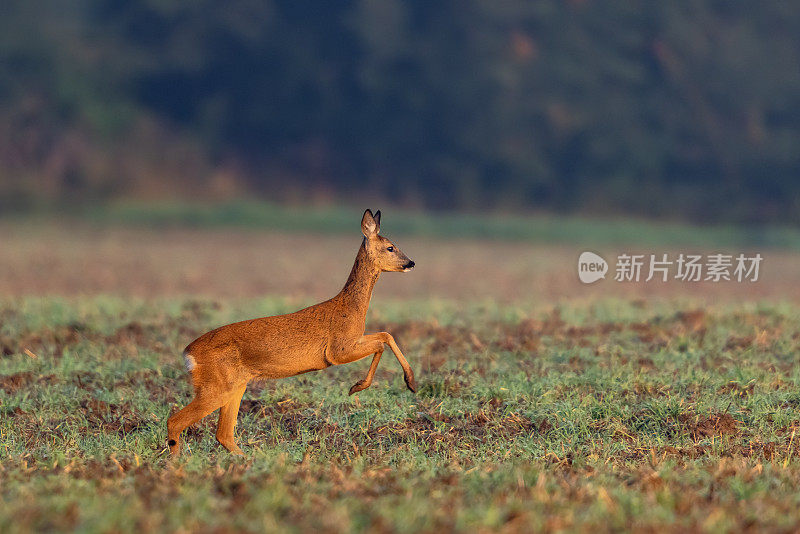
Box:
xmin=403 ymin=260 xmax=415 ymax=270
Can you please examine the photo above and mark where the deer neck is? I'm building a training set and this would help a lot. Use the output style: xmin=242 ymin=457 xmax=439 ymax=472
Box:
xmin=338 ymin=242 xmax=380 ymax=315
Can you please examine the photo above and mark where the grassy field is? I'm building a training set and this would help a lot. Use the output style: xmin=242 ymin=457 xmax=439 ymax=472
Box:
xmin=2 ymin=296 xmax=800 ymax=532
xmin=1 ymin=210 xmax=800 ymax=533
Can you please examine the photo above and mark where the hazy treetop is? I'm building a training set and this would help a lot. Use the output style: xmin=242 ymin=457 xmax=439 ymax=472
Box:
xmin=1 ymin=0 xmax=798 ymax=223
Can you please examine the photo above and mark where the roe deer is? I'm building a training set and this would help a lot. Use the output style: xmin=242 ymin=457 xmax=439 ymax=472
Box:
xmin=167 ymin=209 xmax=416 ymax=455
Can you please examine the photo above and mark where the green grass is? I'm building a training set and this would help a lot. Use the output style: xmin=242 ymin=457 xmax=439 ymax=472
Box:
xmin=13 ymin=199 xmax=800 ymax=249
xmin=1 ymin=296 xmax=800 ymax=532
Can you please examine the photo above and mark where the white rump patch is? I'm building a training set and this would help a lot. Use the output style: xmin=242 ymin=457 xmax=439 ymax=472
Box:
xmin=183 ymin=351 xmax=196 ymax=372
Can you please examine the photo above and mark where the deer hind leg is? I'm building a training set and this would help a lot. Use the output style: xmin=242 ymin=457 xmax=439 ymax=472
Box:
xmin=216 ymin=383 xmax=248 ymax=454
xmin=168 ymin=345 xmax=250 ymax=455
xmin=349 ymin=346 xmax=384 ymax=395
xmin=167 ymin=388 xmax=228 ymax=455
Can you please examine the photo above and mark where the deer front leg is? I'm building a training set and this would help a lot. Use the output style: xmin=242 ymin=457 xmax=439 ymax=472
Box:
xmin=334 ymin=332 xmax=416 ymax=393
xmin=349 ymin=346 xmax=384 ymax=395
xmin=330 ymin=337 xmax=384 ymax=366
xmin=330 ymin=336 xmax=382 ymax=394
xmin=376 ymin=332 xmax=416 ymax=393
xmin=331 ymin=333 xmax=415 ymax=394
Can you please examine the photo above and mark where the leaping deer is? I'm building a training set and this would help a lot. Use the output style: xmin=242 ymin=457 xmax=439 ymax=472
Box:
xmin=167 ymin=209 xmax=416 ymax=455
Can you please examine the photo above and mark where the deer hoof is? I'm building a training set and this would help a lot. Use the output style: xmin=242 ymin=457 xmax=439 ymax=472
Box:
xmin=404 ymin=374 xmax=417 ymax=393
xmin=349 ymin=380 xmax=366 ymax=395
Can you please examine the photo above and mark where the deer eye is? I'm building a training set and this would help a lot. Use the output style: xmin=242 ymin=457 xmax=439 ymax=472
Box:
xmin=387 ymin=246 xmax=394 ymax=252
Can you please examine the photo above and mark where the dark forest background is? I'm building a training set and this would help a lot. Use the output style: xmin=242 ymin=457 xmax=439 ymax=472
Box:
xmin=1 ymin=0 xmax=799 ymax=223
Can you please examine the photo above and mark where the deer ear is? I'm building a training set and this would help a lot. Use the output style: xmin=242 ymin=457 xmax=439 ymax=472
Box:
xmin=361 ymin=209 xmax=377 ymax=237
xmin=373 ymin=210 xmax=381 ymax=232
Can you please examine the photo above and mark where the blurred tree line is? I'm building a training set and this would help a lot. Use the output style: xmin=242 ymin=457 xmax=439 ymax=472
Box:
xmin=1 ymin=0 xmax=799 ymax=223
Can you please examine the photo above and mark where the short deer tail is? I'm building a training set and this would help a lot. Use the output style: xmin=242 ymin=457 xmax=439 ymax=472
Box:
xmin=182 ymin=349 xmax=197 ymax=372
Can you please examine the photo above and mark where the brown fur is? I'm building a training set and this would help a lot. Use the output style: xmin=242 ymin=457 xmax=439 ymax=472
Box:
xmin=167 ymin=209 xmax=416 ymax=455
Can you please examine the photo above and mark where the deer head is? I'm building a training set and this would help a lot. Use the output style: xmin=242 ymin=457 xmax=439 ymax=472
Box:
xmin=361 ymin=209 xmax=414 ymax=272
